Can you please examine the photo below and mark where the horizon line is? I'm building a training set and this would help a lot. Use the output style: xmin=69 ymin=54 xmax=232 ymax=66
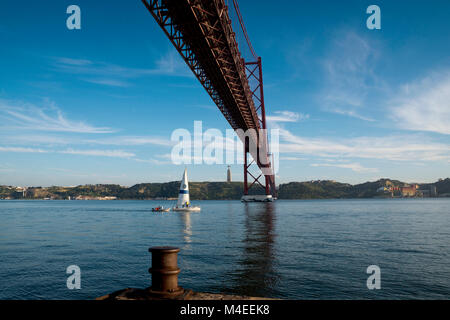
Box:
xmin=3 ymin=177 xmax=449 ymax=189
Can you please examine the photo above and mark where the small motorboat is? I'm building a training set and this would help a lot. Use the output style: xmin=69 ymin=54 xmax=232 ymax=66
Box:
xmin=152 ymin=206 xmax=170 ymax=213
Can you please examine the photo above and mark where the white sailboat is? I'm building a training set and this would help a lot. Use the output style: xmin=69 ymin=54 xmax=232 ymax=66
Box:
xmin=173 ymin=168 xmax=201 ymax=212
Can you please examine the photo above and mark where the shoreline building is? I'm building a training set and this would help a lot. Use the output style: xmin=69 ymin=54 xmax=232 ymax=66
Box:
xmin=401 ymin=185 xmax=419 ymax=197
xmin=430 ymin=185 xmax=437 ymax=197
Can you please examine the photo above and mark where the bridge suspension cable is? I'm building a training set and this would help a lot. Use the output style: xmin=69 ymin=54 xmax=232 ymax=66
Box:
xmin=230 ymin=0 xmax=258 ymax=61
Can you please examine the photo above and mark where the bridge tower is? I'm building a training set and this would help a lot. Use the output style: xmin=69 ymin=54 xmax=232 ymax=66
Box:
xmin=242 ymin=57 xmax=276 ymax=202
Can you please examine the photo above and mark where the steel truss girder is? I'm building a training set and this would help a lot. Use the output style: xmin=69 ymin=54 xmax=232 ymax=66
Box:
xmin=142 ymin=0 xmax=260 ymax=131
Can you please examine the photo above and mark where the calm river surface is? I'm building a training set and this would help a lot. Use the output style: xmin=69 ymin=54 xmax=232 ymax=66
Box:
xmin=0 ymin=199 xmax=449 ymax=300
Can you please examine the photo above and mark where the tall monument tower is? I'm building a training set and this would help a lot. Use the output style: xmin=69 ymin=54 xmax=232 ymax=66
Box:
xmin=227 ymin=166 xmax=232 ymax=183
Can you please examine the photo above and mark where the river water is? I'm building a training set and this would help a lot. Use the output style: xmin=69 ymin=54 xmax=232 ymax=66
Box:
xmin=0 ymin=199 xmax=449 ymax=299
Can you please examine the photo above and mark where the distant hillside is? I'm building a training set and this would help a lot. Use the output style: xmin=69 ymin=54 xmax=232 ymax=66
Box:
xmin=278 ymin=181 xmax=352 ymax=199
xmin=278 ymin=179 xmax=407 ymax=199
xmin=419 ymin=178 xmax=450 ymax=195
xmin=0 ymin=182 xmax=251 ymax=200
xmin=121 ymin=182 xmax=253 ymax=200
xmin=0 ymin=178 xmax=449 ymax=200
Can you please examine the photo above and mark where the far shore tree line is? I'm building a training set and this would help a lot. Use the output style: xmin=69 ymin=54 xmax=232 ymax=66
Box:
xmin=1 ymin=178 xmax=449 ymax=200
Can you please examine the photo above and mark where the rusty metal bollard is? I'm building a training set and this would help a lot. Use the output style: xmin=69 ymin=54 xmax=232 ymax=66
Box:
xmin=148 ymin=246 xmax=184 ymax=297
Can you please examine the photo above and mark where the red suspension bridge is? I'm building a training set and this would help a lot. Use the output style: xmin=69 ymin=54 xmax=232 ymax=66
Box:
xmin=141 ymin=0 xmax=277 ymax=201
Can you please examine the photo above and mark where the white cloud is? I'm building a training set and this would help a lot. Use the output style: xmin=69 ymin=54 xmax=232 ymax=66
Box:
xmin=56 ymin=57 xmax=92 ymax=66
xmin=390 ymin=71 xmax=450 ymax=135
xmin=266 ymin=111 xmax=309 ymax=123
xmin=83 ymin=78 xmax=130 ymax=87
xmin=320 ymin=31 xmax=383 ymax=122
xmin=0 ymin=134 xmax=175 ymax=148
xmin=328 ymin=108 xmax=375 ymax=122
xmin=0 ymin=146 xmax=135 ymax=159
xmin=61 ymin=149 xmax=135 ymax=158
xmin=156 ymin=153 xmax=222 ymax=164
xmin=0 ymin=135 xmax=71 ymax=145
xmin=52 ymin=50 xmax=193 ymax=87
xmin=311 ymin=162 xmax=378 ymax=173
xmin=280 ymin=156 xmax=308 ymax=161
xmin=0 ymin=99 xmax=114 ymax=133
xmin=134 ymin=158 xmax=170 ymax=165
xmin=279 ymin=129 xmax=450 ymax=162
xmin=154 ymin=50 xmax=192 ymax=77
xmin=0 ymin=146 xmax=47 ymax=153
xmin=85 ymin=136 xmax=174 ymax=146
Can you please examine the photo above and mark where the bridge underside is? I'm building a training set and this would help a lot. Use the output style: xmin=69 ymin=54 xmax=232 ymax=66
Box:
xmin=142 ymin=0 xmax=276 ymax=197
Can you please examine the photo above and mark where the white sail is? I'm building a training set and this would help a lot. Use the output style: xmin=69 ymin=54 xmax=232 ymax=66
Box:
xmin=177 ymin=168 xmax=190 ymax=208
xmin=173 ymin=168 xmax=201 ymax=212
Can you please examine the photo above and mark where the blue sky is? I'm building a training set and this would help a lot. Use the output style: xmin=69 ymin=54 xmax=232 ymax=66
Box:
xmin=0 ymin=0 xmax=449 ymax=187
